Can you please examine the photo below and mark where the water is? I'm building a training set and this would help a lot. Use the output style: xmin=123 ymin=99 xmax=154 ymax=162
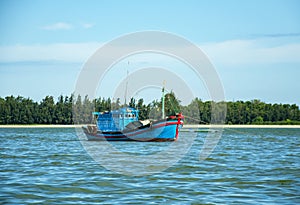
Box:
xmin=1 ymin=128 xmax=299 ymax=204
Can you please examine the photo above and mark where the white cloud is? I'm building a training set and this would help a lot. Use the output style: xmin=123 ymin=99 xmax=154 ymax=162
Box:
xmin=42 ymin=22 xmax=73 ymax=30
xmin=41 ymin=22 xmax=95 ymax=30
xmin=81 ymin=23 xmax=94 ymax=29
xmin=201 ymin=39 xmax=300 ymax=66
xmin=0 ymin=42 xmax=101 ymax=63
xmin=0 ymin=39 xmax=299 ymax=66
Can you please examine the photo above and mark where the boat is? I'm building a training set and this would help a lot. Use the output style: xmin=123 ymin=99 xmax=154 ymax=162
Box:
xmin=83 ymin=82 xmax=184 ymax=141
xmin=82 ymin=107 xmax=184 ymax=141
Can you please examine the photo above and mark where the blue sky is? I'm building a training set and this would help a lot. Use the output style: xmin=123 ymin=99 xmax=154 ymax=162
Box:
xmin=1 ymin=0 xmax=300 ymax=104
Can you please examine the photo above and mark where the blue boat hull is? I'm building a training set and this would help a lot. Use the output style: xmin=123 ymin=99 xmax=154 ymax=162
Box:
xmin=83 ymin=118 xmax=183 ymax=142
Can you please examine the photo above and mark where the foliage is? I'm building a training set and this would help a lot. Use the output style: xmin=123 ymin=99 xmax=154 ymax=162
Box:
xmin=181 ymin=99 xmax=300 ymax=125
xmin=0 ymin=95 xmax=299 ymax=125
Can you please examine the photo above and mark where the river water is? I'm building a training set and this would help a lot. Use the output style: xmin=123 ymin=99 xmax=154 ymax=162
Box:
xmin=1 ymin=128 xmax=299 ymax=204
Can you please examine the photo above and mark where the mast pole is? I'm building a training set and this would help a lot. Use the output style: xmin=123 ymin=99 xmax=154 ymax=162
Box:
xmin=124 ymin=62 xmax=129 ymax=105
xmin=125 ymin=81 xmax=128 ymax=105
xmin=162 ymin=80 xmax=165 ymax=119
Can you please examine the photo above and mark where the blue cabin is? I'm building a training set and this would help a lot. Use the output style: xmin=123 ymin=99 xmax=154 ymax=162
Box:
xmin=93 ymin=107 xmax=139 ymax=131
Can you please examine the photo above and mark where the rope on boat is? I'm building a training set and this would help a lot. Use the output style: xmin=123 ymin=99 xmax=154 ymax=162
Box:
xmin=183 ymin=115 xmax=210 ymax=125
xmin=183 ymin=114 xmax=254 ymax=135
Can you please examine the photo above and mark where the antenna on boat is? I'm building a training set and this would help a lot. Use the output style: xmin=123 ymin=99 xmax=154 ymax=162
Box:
xmin=124 ymin=62 xmax=129 ymax=105
xmin=162 ymin=80 xmax=166 ymax=119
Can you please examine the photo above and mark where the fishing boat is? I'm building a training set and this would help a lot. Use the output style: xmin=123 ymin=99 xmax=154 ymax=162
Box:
xmin=82 ymin=107 xmax=183 ymax=141
xmin=82 ymin=85 xmax=184 ymax=141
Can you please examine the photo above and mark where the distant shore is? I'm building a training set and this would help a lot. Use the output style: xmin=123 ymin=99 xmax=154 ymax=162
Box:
xmin=183 ymin=124 xmax=300 ymax=129
xmin=0 ymin=124 xmax=82 ymax=128
xmin=0 ymin=124 xmax=300 ymax=128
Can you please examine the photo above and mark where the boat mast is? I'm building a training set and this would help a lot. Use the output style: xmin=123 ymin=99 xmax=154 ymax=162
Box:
xmin=124 ymin=80 xmax=128 ymax=105
xmin=124 ymin=62 xmax=129 ymax=105
xmin=162 ymin=81 xmax=165 ymax=119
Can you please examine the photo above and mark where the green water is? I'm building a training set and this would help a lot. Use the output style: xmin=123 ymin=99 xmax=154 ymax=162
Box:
xmin=1 ymin=128 xmax=299 ymax=204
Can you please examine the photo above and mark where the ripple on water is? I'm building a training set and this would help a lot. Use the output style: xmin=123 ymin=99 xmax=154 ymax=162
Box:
xmin=0 ymin=128 xmax=299 ymax=204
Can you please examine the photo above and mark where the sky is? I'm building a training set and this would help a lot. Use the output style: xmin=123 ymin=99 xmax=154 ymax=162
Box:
xmin=1 ymin=0 xmax=300 ymax=105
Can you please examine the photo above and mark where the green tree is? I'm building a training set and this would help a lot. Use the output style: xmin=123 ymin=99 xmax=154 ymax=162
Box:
xmin=137 ymin=98 xmax=149 ymax=120
xmin=181 ymin=98 xmax=200 ymax=124
xmin=129 ymin=97 xmax=136 ymax=108
xmin=164 ymin=91 xmax=181 ymax=116
xmin=54 ymin=95 xmax=65 ymax=124
xmin=39 ymin=96 xmax=55 ymax=124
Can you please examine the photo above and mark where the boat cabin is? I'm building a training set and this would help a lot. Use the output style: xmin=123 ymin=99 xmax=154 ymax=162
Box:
xmin=93 ymin=107 xmax=139 ymax=131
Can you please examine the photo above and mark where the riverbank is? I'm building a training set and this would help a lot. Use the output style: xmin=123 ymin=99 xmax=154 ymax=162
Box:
xmin=0 ymin=124 xmax=300 ymax=128
xmin=183 ymin=124 xmax=300 ymax=129
xmin=0 ymin=124 xmax=83 ymax=128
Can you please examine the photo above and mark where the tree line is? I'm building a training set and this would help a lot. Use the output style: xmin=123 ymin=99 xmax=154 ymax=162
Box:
xmin=0 ymin=94 xmax=299 ymax=125
xmin=181 ymin=98 xmax=300 ymax=125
